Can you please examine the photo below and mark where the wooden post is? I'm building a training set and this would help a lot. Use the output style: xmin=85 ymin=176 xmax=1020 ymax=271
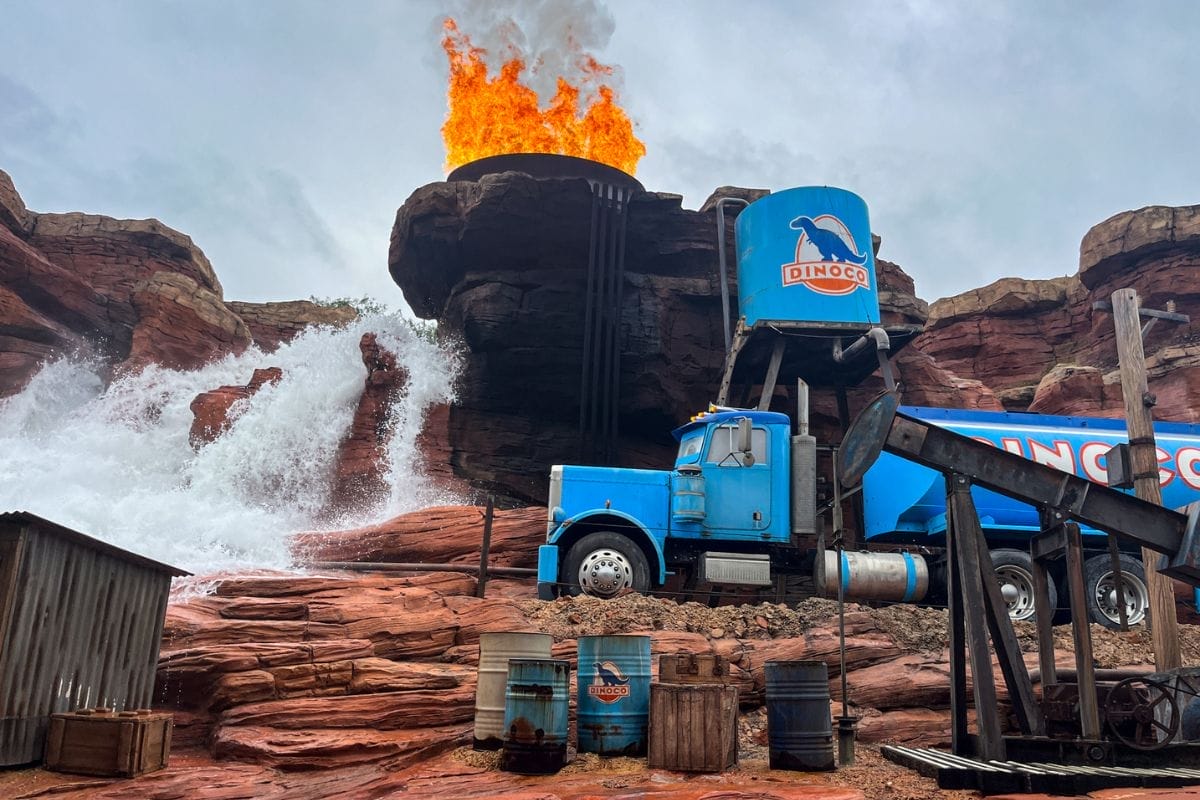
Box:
xmin=1111 ymin=288 xmax=1181 ymax=670
xmin=475 ymin=497 xmax=495 ymax=599
xmin=1064 ymin=523 xmax=1101 ymax=739
xmin=948 ymin=475 xmax=1004 ymax=760
xmin=946 ymin=486 xmax=970 ymax=755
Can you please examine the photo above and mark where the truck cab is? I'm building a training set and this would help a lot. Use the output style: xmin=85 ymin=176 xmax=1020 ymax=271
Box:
xmin=537 ymin=409 xmax=797 ymax=600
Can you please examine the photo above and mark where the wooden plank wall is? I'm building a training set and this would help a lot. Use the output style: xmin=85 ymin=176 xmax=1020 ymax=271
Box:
xmin=0 ymin=521 xmax=173 ymax=766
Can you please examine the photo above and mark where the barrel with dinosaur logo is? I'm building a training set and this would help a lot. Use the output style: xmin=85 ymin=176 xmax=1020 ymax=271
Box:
xmin=735 ymin=186 xmax=880 ymax=328
xmin=576 ymin=634 xmax=651 ymax=755
xmin=499 ymin=658 xmax=571 ymax=774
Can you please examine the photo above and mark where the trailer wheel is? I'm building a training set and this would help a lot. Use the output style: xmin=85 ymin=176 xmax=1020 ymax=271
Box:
xmin=564 ymin=532 xmax=650 ymax=599
xmin=991 ymin=549 xmax=1054 ymax=622
xmin=1084 ymin=553 xmax=1148 ymax=629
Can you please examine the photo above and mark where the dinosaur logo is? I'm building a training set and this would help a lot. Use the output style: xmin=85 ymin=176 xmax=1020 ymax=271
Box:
xmin=587 ymin=660 xmax=631 ymax=704
xmin=782 ymin=214 xmax=871 ymax=296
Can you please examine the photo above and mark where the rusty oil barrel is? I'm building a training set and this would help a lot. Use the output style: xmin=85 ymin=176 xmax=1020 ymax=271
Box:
xmin=765 ymin=660 xmax=835 ymax=770
xmin=577 ymin=634 xmax=651 ymax=755
xmin=499 ymin=658 xmax=570 ymax=774
xmin=474 ymin=632 xmax=553 ymax=749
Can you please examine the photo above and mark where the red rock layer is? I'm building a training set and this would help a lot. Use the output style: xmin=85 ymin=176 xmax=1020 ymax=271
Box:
xmin=189 ymin=368 xmax=284 ymax=448
xmin=326 ymin=333 xmax=409 ymax=513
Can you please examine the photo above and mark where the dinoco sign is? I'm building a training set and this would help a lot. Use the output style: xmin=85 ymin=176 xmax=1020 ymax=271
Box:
xmin=781 ymin=214 xmax=871 ymax=296
xmin=587 ymin=660 xmax=630 ymax=704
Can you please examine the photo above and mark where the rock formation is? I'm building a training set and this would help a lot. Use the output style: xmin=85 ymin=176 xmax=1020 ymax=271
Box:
xmin=389 ymin=172 xmax=932 ymax=502
xmin=0 ymin=169 xmax=355 ymax=397
xmin=327 ymin=333 xmax=410 ymax=513
xmin=390 ymin=169 xmax=1200 ymax=502
xmin=190 ymin=367 xmax=285 ymax=448
xmin=918 ymin=205 xmax=1200 ymax=420
xmin=7 ymin=503 xmax=1195 ymax=798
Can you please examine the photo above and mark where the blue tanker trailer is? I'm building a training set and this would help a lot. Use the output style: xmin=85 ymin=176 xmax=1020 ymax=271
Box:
xmin=536 ymin=403 xmax=1200 ymax=628
xmin=864 ymin=406 xmax=1200 ymax=625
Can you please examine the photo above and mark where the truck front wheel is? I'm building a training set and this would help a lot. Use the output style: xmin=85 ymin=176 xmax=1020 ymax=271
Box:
xmin=564 ymin=532 xmax=651 ymax=599
xmin=1084 ymin=553 xmax=1148 ymax=629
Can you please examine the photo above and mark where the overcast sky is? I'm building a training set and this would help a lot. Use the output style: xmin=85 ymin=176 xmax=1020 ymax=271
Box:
xmin=2 ymin=1 xmax=1197 ymax=312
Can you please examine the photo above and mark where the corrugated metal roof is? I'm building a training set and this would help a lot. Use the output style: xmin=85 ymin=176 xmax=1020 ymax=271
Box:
xmin=0 ymin=511 xmax=191 ymax=577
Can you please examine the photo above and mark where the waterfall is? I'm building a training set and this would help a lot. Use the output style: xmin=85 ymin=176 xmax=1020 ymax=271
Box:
xmin=0 ymin=314 xmax=460 ymax=575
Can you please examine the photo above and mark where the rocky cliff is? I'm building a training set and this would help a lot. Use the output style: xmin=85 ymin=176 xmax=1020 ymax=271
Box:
xmin=0 ymin=169 xmax=356 ymax=396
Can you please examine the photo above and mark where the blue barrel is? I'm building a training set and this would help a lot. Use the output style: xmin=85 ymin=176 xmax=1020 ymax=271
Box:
xmin=577 ymin=634 xmax=651 ymax=755
xmin=500 ymin=659 xmax=570 ymax=774
xmin=735 ymin=186 xmax=880 ymax=327
xmin=765 ymin=660 xmax=835 ymax=771
xmin=670 ymin=469 xmax=705 ymax=522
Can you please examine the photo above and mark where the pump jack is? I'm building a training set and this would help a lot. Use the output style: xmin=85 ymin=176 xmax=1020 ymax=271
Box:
xmin=841 ymin=391 xmax=1200 ymax=762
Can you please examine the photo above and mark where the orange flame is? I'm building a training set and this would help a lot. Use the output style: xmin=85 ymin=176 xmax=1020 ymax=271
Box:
xmin=441 ymin=19 xmax=646 ymax=176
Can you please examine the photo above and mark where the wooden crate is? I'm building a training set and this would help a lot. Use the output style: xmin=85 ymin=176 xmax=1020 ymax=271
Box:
xmin=45 ymin=709 xmax=173 ymax=777
xmin=658 ymin=653 xmax=730 ymax=684
xmin=647 ymin=683 xmax=738 ymax=773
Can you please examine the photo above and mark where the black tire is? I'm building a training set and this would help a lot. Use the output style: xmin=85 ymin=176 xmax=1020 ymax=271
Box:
xmin=1084 ymin=552 xmax=1149 ymax=629
xmin=991 ymin=549 xmax=1056 ymax=622
xmin=564 ymin=531 xmax=651 ymax=599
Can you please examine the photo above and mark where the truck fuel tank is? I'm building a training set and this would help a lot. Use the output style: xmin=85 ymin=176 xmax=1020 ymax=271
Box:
xmin=819 ymin=550 xmax=928 ymax=603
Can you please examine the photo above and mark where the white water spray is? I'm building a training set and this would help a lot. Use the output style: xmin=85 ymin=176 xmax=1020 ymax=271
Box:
xmin=0 ymin=314 xmax=461 ymax=576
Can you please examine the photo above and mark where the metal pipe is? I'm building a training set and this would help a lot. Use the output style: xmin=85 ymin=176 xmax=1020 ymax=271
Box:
xmin=832 ymin=326 xmax=891 ymax=364
xmin=305 ymin=562 xmax=538 ymax=577
xmin=796 ymin=379 xmax=810 ymax=437
xmin=1028 ymin=666 xmax=1152 ymax=684
xmin=833 ymin=445 xmax=856 ymax=765
xmin=715 ymin=198 xmax=749 ymax=355
xmin=608 ymin=186 xmax=631 ymax=465
xmin=578 ymin=185 xmax=602 ymax=460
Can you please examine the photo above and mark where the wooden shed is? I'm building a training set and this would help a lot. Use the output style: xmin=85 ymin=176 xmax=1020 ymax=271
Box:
xmin=0 ymin=511 xmax=188 ymax=766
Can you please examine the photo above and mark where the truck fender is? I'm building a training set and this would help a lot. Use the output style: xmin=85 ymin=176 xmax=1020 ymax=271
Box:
xmin=548 ymin=509 xmax=667 ymax=585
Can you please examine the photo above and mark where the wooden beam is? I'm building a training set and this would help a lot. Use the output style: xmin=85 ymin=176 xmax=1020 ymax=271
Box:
xmin=1031 ymin=548 xmax=1058 ymax=690
xmin=946 ymin=495 xmax=970 ymax=755
xmin=1064 ymin=522 xmax=1101 ymax=739
xmin=966 ymin=507 xmax=1044 ymax=735
xmin=475 ymin=496 xmax=495 ymax=598
xmin=1111 ymin=288 xmax=1182 ymax=670
xmin=948 ymin=476 xmax=1005 ymax=760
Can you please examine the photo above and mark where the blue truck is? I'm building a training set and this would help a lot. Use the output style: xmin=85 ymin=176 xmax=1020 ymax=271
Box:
xmin=537 ymin=403 xmax=1200 ymax=628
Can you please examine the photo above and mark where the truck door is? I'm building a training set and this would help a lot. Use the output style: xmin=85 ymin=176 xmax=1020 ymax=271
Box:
xmin=701 ymin=422 xmax=772 ymax=538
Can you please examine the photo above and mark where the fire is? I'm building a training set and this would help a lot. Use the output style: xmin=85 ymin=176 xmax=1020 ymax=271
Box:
xmin=441 ymin=19 xmax=646 ymax=176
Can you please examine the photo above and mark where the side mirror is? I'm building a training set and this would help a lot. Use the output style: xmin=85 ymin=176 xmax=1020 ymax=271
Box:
xmin=737 ymin=418 xmax=755 ymax=466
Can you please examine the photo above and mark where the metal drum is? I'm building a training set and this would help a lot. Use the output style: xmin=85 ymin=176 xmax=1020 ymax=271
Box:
xmin=765 ymin=660 xmax=835 ymax=771
xmin=500 ymin=659 xmax=570 ymax=774
xmin=819 ymin=550 xmax=929 ymax=603
xmin=577 ymin=634 xmax=651 ymax=755
xmin=735 ymin=186 xmax=880 ymax=327
xmin=474 ymin=632 xmax=553 ymax=749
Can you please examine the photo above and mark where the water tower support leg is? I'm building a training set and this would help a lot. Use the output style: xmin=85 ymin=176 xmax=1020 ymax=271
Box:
xmin=757 ymin=339 xmax=786 ymax=411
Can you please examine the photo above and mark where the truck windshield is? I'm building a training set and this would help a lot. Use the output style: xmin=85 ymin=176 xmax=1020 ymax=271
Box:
xmin=705 ymin=424 xmax=768 ymax=466
xmin=677 ymin=432 xmax=703 ymax=461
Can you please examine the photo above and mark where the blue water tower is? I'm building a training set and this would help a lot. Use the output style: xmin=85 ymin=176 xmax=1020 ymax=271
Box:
xmin=735 ymin=186 xmax=880 ymax=327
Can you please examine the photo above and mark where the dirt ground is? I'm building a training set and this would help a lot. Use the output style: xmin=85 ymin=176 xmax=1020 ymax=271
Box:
xmin=519 ymin=591 xmax=1200 ymax=670
xmin=450 ymin=716 xmax=970 ymax=800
